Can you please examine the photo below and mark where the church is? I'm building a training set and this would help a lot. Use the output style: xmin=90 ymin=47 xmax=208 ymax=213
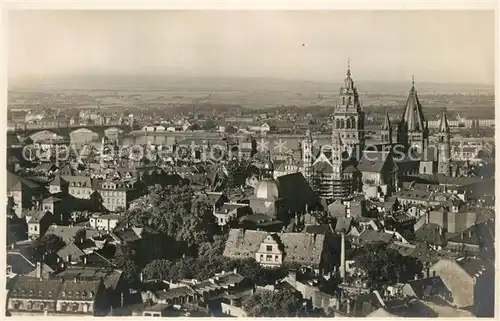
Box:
xmin=300 ymin=62 xmax=453 ymax=202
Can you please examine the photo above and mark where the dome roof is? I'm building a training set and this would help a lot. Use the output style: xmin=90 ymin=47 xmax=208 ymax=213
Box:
xmin=255 ymin=178 xmax=280 ymax=200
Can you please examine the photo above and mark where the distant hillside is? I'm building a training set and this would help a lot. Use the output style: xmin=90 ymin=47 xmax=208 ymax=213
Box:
xmin=9 ymin=74 xmax=495 ymax=95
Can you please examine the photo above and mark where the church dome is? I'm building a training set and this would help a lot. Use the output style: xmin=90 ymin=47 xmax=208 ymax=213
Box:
xmin=255 ymin=178 xmax=280 ymax=200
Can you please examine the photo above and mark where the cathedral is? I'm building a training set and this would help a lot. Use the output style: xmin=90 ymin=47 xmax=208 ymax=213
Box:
xmin=301 ymin=62 xmax=453 ymax=202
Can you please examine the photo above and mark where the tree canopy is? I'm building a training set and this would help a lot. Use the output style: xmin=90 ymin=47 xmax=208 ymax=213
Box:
xmin=353 ymin=242 xmax=423 ymax=288
xmin=242 ymin=288 xmax=304 ymax=317
xmin=32 ymin=234 xmax=66 ymax=261
xmin=120 ymin=184 xmax=218 ymax=255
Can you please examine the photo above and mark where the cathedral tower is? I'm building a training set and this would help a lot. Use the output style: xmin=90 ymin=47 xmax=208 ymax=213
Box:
xmin=436 ymin=109 xmax=452 ymax=175
xmin=397 ymin=76 xmax=429 ymax=153
xmin=333 ymin=60 xmax=365 ymax=159
xmin=301 ymin=128 xmax=314 ymax=180
xmin=380 ymin=111 xmax=392 ymax=152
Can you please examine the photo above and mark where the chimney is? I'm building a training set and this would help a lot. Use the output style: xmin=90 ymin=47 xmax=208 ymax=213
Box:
xmin=340 ymin=232 xmax=346 ymax=280
xmin=36 ymin=262 xmax=43 ymax=279
xmin=83 ymin=256 xmax=87 ymax=264
xmin=346 ymin=298 xmax=351 ymax=315
xmin=11 ymin=242 xmax=15 ymax=250
xmin=233 ymin=268 xmax=238 ymax=274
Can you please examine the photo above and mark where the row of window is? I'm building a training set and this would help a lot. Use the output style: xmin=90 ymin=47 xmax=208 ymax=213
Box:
xmin=260 ymin=254 xmax=279 ymax=262
xmin=100 ymin=190 xmax=126 ymax=197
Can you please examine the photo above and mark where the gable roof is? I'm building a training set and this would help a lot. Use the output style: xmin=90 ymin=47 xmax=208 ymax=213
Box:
xmin=405 ymin=276 xmax=450 ymax=300
xmin=45 ymin=226 xmax=100 ymax=243
xmin=357 ymin=151 xmax=391 ymax=173
xmin=7 ymin=252 xmax=36 ymax=275
xmin=9 ymin=276 xmax=63 ymax=300
xmin=57 ymin=243 xmax=86 ymax=260
xmin=7 ymin=171 xmax=41 ymax=191
xmin=447 ymin=219 xmax=494 ymax=246
xmin=457 ymin=258 xmax=493 ymax=278
xmin=357 ymin=229 xmax=394 ymax=244
xmin=415 ymin=223 xmax=446 ymax=246
xmin=223 ymin=229 xmax=326 ymax=267
xmin=276 ymin=172 xmax=317 ymax=207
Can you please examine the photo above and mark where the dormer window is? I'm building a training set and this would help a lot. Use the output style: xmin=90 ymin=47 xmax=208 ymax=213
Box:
xmin=266 ymin=245 xmax=272 ymax=252
xmin=29 ymin=290 xmax=33 ymax=296
xmin=38 ymin=290 xmax=43 ymax=296
xmin=61 ymin=291 xmax=66 ymax=297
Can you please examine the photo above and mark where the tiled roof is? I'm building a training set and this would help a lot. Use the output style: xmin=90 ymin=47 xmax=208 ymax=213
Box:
xmin=7 ymin=252 xmax=36 ymax=275
xmin=45 ymin=226 xmax=100 ymax=243
xmin=356 ymin=151 xmax=390 ymax=173
xmin=415 ymin=224 xmax=446 ymax=246
xmin=55 ymin=267 xmax=122 ymax=290
xmin=155 ymin=286 xmax=196 ymax=300
xmin=405 ymin=276 xmax=449 ymax=299
xmin=223 ymin=229 xmax=326 ymax=267
xmin=63 ymin=175 xmax=92 ymax=187
xmin=7 ymin=171 xmax=41 ymax=190
xmin=334 ymin=217 xmax=353 ymax=233
xmin=111 ymin=228 xmax=142 ymax=243
xmin=458 ymin=258 xmax=493 ymax=278
xmin=357 ymin=229 xmax=394 ymax=244
xmin=276 ymin=172 xmax=317 ymax=207
xmin=447 ymin=219 xmax=494 ymax=245
xmin=57 ymin=243 xmax=86 ymax=260
xmin=58 ymin=279 xmax=101 ymax=301
xmin=9 ymin=276 xmax=63 ymax=300
xmin=312 ymin=161 xmax=333 ymax=173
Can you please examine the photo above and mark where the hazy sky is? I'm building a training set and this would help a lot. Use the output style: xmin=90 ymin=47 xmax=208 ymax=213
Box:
xmin=8 ymin=10 xmax=495 ymax=84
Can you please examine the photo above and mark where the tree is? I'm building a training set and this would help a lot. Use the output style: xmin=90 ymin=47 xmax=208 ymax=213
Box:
xmin=120 ymin=184 xmax=219 ymax=257
xmin=189 ymin=123 xmax=201 ymax=131
xmin=74 ymin=228 xmax=86 ymax=244
xmin=142 ymin=259 xmax=173 ymax=281
xmin=32 ymin=234 xmax=66 ymax=260
xmin=242 ymin=288 xmax=304 ymax=317
xmin=353 ymin=242 xmax=422 ymax=288
xmin=202 ymin=119 xmax=217 ymax=131
xmin=114 ymin=244 xmax=140 ymax=284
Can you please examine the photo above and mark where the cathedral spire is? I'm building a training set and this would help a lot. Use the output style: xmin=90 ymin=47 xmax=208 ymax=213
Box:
xmin=437 ymin=108 xmax=450 ymax=133
xmin=381 ymin=110 xmax=391 ymax=131
xmin=402 ymin=76 xmax=425 ymax=132
xmin=346 ymin=58 xmax=351 ymax=77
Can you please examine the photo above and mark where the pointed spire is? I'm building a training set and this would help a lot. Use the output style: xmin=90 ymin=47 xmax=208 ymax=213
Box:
xmin=381 ymin=111 xmax=391 ymax=131
xmin=402 ymin=76 xmax=425 ymax=132
xmin=344 ymin=58 xmax=354 ymax=90
xmin=438 ymin=108 xmax=450 ymax=133
xmin=412 ymin=74 xmax=415 ymax=87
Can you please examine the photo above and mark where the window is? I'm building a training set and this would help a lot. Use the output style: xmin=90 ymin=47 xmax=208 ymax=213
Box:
xmin=275 ymin=255 xmax=279 ymax=261
xmin=266 ymin=254 xmax=273 ymax=261
xmin=266 ymin=245 xmax=272 ymax=252
xmin=144 ymin=313 xmax=151 ymax=316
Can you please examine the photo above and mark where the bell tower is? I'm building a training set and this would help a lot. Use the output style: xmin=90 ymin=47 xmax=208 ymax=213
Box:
xmin=436 ymin=109 xmax=452 ymax=175
xmin=332 ymin=59 xmax=365 ymax=160
xmin=380 ymin=111 xmax=392 ymax=152
xmin=398 ymin=76 xmax=428 ymax=153
xmin=301 ymin=128 xmax=314 ymax=181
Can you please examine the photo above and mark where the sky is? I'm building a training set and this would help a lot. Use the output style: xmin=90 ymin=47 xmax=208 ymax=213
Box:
xmin=8 ymin=10 xmax=495 ymax=85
